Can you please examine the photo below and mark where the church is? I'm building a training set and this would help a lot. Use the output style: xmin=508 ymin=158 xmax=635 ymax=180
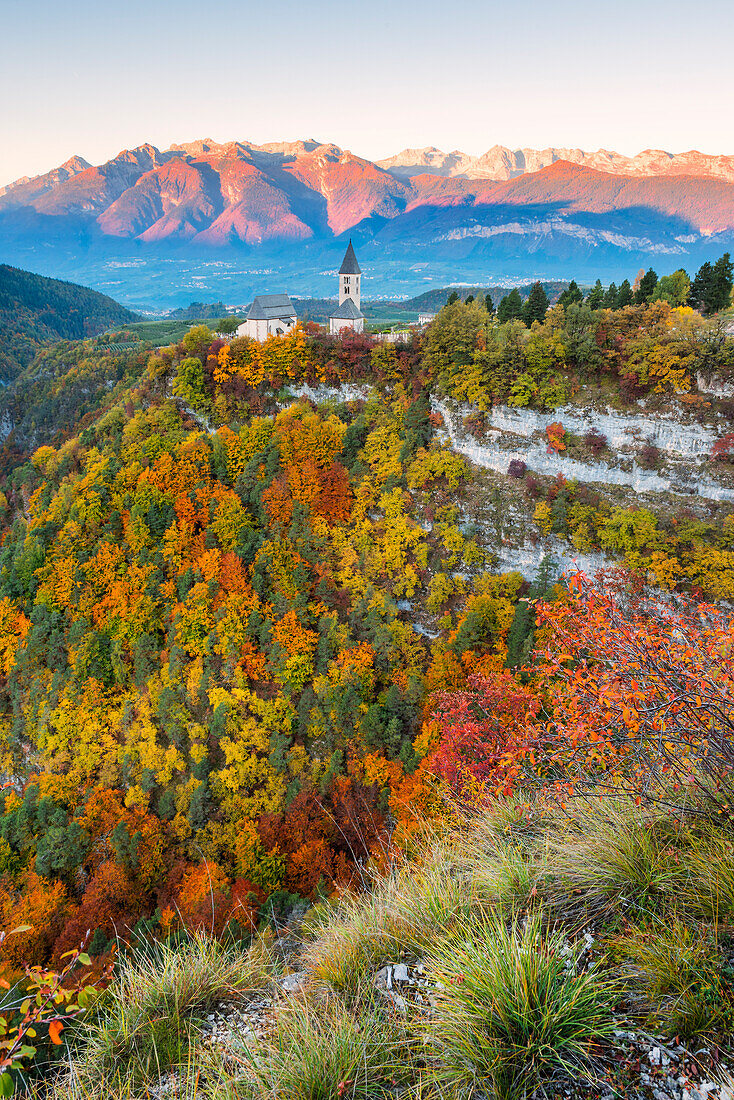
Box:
xmin=235 ymin=294 xmax=297 ymax=342
xmin=328 ymin=240 xmax=365 ymax=335
xmin=236 ymin=240 xmax=366 ymax=341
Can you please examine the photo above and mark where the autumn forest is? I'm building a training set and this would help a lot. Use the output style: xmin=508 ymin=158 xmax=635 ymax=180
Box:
xmin=1 ymin=262 xmax=734 ymax=1097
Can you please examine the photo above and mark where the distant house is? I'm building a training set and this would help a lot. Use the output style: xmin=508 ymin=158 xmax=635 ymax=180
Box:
xmin=418 ymin=312 xmax=436 ymax=325
xmin=329 ymin=241 xmax=365 ymax=335
xmin=236 ymin=294 xmax=297 ymax=342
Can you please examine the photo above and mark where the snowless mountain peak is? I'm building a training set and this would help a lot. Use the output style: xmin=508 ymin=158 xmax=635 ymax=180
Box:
xmin=3 ymin=138 xmax=734 ymax=257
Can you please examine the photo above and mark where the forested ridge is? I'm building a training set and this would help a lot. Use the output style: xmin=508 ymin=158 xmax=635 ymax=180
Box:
xmin=0 ymin=265 xmax=138 ymax=382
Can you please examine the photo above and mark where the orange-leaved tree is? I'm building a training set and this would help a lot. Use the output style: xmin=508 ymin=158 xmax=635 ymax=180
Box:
xmin=535 ymin=569 xmax=734 ymax=811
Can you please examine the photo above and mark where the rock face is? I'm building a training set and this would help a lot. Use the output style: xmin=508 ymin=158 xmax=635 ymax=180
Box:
xmin=282 ymin=382 xmax=734 ymax=582
xmin=289 ymin=383 xmax=733 ymax=505
xmin=435 ymin=399 xmax=734 ymax=503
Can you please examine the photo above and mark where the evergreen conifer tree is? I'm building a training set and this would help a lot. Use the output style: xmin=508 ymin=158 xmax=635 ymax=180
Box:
xmin=690 ymin=255 xmax=732 ymax=315
xmin=586 ymin=279 xmax=604 ymax=309
xmin=485 ymin=292 xmax=495 ymax=316
xmin=603 ymin=282 xmax=618 ymax=308
xmin=505 ymin=600 xmax=533 ymax=669
xmin=399 ymin=390 xmax=432 ymax=461
xmin=497 ymin=288 xmax=524 ymax=323
xmin=616 ymin=279 xmax=633 ymax=308
xmin=690 ymin=261 xmax=713 ymax=313
xmin=634 ymin=267 xmax=658 ymax=304
xmin=712 ymin=252 xmax=734 ymax=313
xmin=531 ymin=554 xmax=559 ymax=598
xmin=558 ymin=280 xmax=583 ymax=308
xmin=522 ymin=281 xmax=550 ymax=325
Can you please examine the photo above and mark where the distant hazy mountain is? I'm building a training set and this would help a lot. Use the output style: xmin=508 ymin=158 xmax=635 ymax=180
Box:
xmin=2 ymin=140 xmax=734 ymax=306
xmin=4 ymin=140 xmax=734 ymax=246
xmin=376 ymin=144 xmax=734 ymax=182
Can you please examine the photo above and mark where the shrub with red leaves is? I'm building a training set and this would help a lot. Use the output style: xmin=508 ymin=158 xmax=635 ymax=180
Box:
xmin=430 ymin=671 xmax=541 ymax=799
xmin=712 ymin=433 xmax=734 ymax=463
xmin=583 ymin=428 xmax=608 ymax=456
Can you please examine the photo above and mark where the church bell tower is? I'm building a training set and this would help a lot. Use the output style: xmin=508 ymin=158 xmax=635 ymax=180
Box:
xmin=338 ymin=239 xmax=361 ymax=308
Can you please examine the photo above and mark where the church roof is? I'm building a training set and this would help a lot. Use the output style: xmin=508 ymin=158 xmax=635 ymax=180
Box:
xmin=247 ymin=294 xmax=297 ymax=321
xmin=331 ymin=296 xmax=364 ymax=320
xmin=339 ymin=240 xmax=361 ymax=275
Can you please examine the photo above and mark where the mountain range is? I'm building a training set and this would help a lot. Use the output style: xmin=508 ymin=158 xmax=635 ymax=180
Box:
xmin=377 ymin=144 xmax=734 ymax=182
xmin=2 ymin=139 xmax=734 ymax=308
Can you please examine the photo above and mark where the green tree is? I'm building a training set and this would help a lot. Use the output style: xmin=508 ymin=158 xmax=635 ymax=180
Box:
xmin=652 ymin=269 xmax=690 ymax=307
xmin=497 ymin=289 xmax=524 ymax=323
xmin=400 ymin=391 xmax=432 ymax=461
xmin=485 ymin=293 xmax=495 ymax=317
xmin=690 ymin=261 xmax=713 ymax=313
xmin=616 ymin=279 xmax=633 ymax=308
xmin=586 ymin=280 xmax=604 ymax=310
xmin=505 ymin=600 xmax=534 ymax=668
xmin=603 ymin=282 xmax=618 ymax=309
xmin=35 ymin=821 xmax=87 ymax=880
xmin=692 ymin=253 xmax=732 ymax=315
xmin=557 ymin=281 xmax=583 ymax=308
xmin=182 ymin=324 xmax=213 ymax=359
xmin=173 ymin=356 xmax=209 ymax=413
xmin=446 ymin=291 xmax=460 ymax=305
xmin=422 ymin=299 xmax=490 ymax=391
xmin=712 ymin=253 xmax=734 ymax=313
xmin=634 ymin=267 xmax=658 ymax=304
xmin=522 ymin=282 xmax=550 ymax=326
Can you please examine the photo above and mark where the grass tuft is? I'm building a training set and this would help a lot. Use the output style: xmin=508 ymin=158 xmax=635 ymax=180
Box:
xmin=303 ymin=854 xmax=474 ymax=994
xmin=615 ymin=916 xmax=734 ymax=1041
xmin=424 ymin=911 xmax=617 ymax=1100
xmin=232 ymin=997 xmax=416 ymax=1100
xmin=544 ymin=799 xmax=688 ymax=920
xmin=679 ymin=829 xmax=734 ymax=921
xmin=45 ymin=931 xmax=274 ymax=1099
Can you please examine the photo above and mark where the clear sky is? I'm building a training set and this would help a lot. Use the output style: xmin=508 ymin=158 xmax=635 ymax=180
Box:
xmin=1 ymin=0 xmax=733 ymax=187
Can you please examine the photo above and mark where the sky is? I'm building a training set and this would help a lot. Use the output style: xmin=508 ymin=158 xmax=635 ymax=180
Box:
xmin=1 ymin=0 xmax=733 ymax=187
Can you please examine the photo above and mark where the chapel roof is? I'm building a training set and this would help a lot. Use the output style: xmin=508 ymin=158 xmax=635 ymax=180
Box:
xmin=246 ymin=294 xmax=297 ymax=321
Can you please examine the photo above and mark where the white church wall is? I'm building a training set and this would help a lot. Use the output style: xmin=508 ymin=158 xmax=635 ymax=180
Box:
xmin=236 ymin=316 xmax=295 ymax=342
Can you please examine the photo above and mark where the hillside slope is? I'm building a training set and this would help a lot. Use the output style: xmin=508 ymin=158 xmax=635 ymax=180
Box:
xmin=0 ymin=301 xmax=733 ymax=1096
xmin=0 ymin=264 xmax=139 ymax=379
xmin=29 ymin=790 xmax=734 ymax=1100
